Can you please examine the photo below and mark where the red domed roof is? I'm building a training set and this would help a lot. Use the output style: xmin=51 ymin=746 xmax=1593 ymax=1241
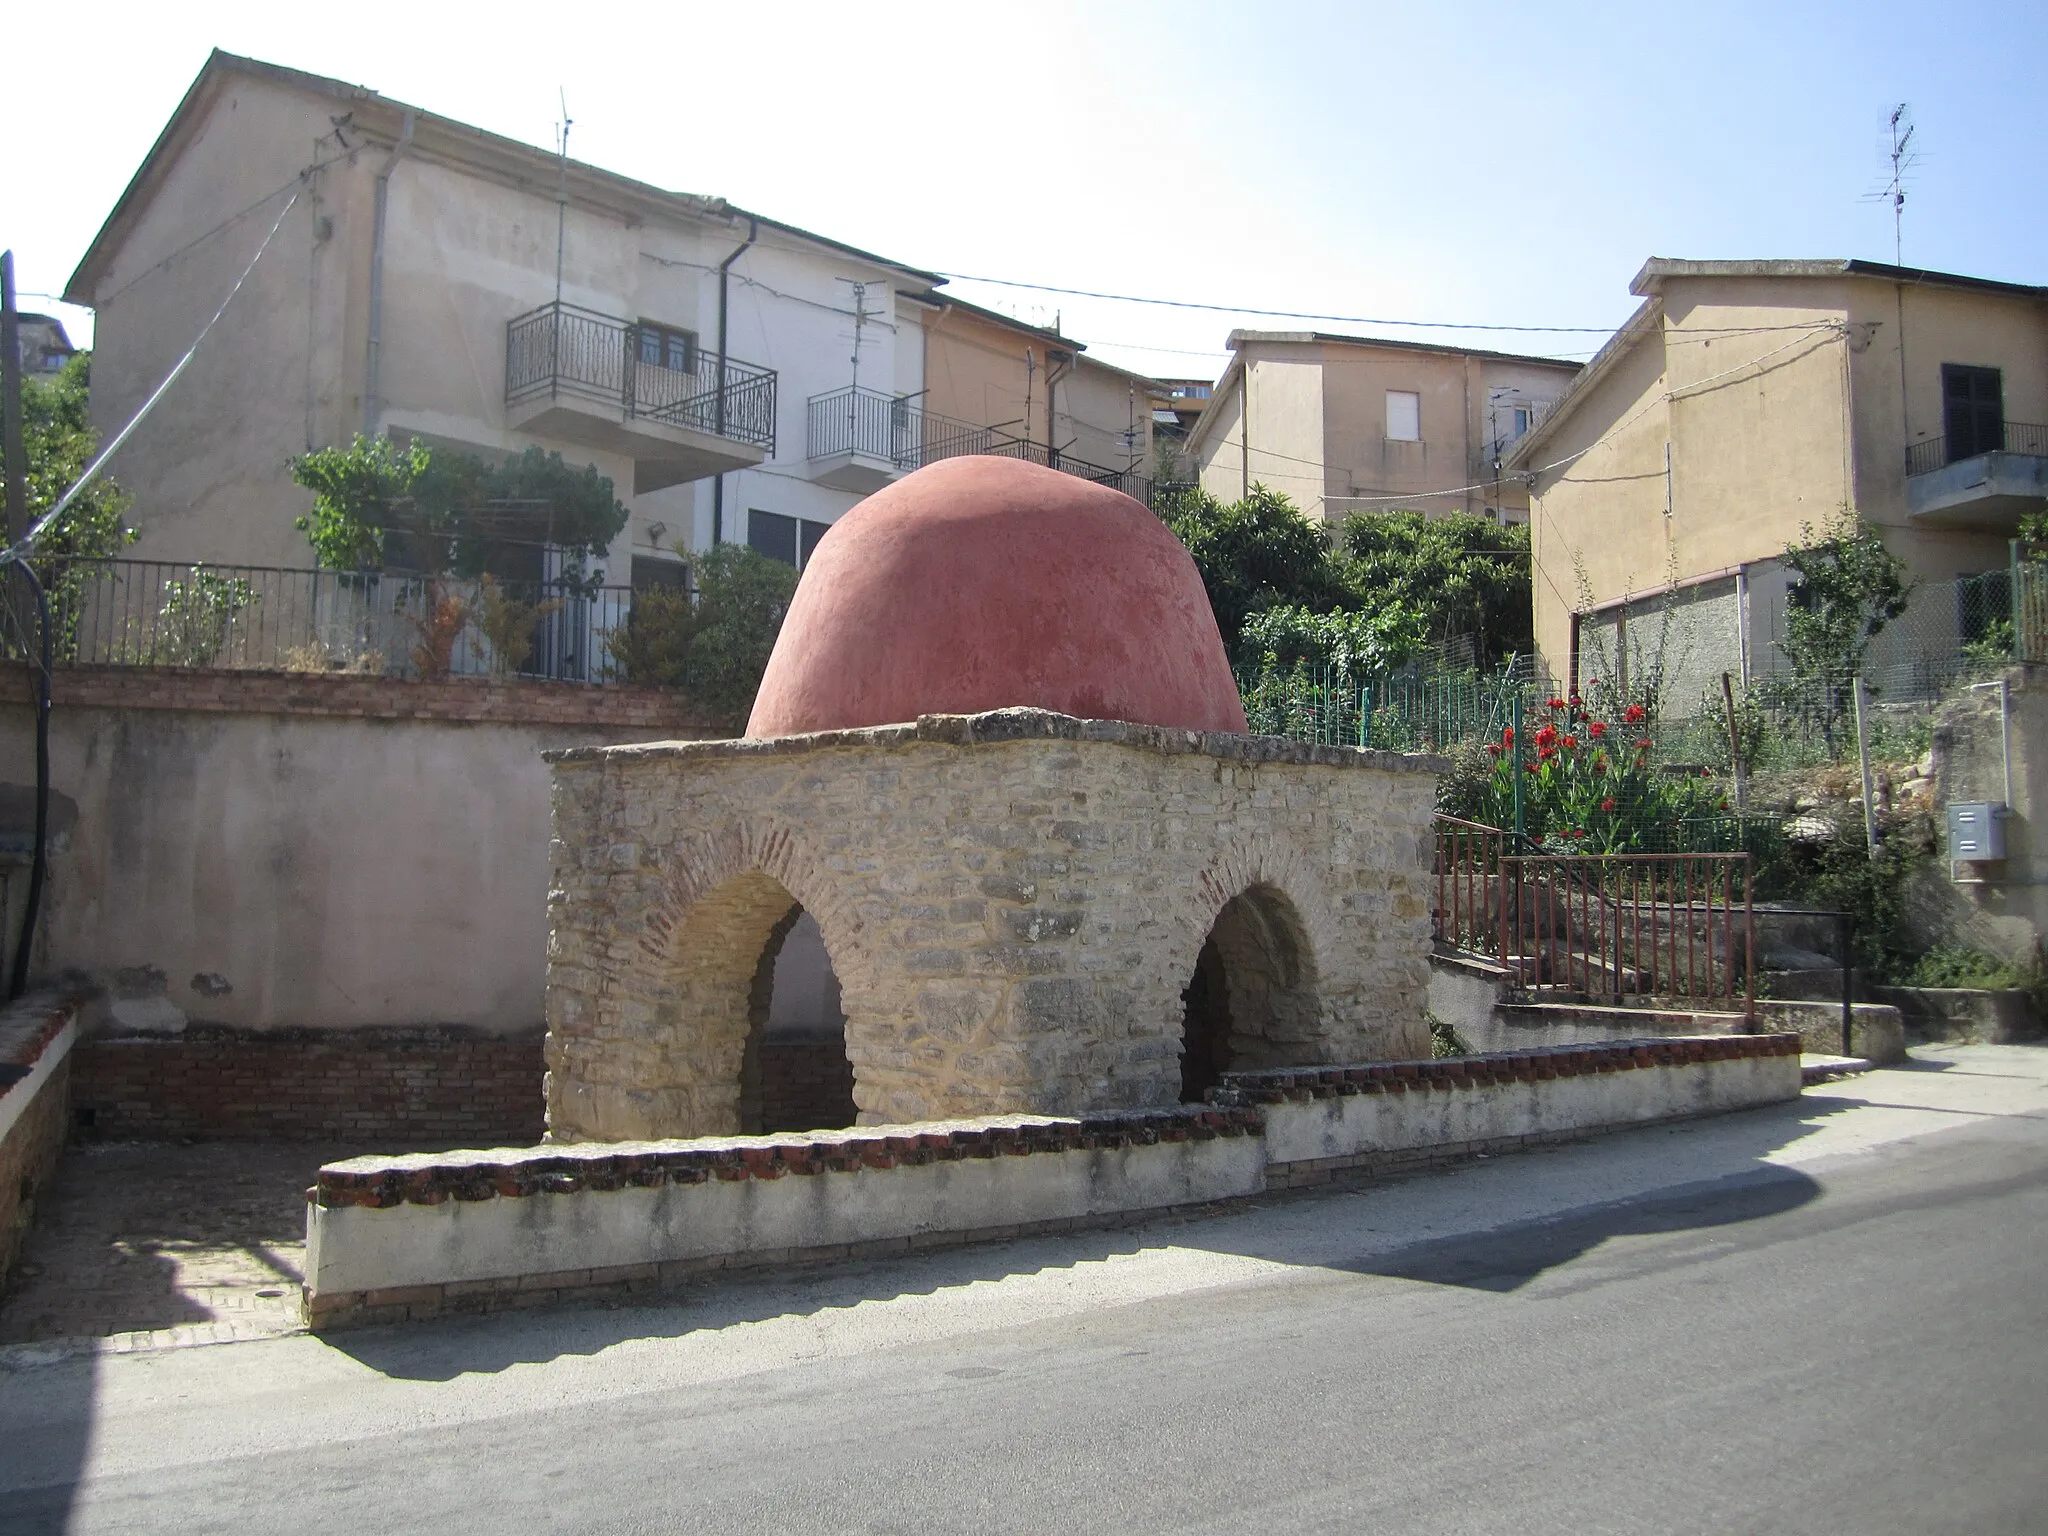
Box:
xmin=746 ymin=456 xmax=1249 ymax=738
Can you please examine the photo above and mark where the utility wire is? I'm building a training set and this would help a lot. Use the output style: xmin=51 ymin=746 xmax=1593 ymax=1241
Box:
xmin=4 ymin=189 xmax=302 ymax=567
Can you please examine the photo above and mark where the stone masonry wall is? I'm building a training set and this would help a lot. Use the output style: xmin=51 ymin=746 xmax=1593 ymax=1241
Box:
xmin=1 ymin=997 xmax=84 ymax=1292
xmin=545 ymin=710 xmax=1442 ymax=1140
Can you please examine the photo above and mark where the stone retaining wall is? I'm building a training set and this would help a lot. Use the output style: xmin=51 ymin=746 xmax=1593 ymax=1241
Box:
xmin=303 ymin=1033 xmax=1804 ymax=1328
xmin=71 ymin=1025 xmax=547 ymax=1143
xmin=545 ymin=709 xmax=1444 ymax=1140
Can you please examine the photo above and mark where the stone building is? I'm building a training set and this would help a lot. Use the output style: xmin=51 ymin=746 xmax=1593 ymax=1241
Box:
xmin=543 ymin=458 xmax=1440 ymax=1141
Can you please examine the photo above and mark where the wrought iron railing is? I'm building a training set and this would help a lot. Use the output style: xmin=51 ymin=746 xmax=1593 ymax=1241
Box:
xmin=1434 ymin=815 xmax=1508 ymax=954
xmin=17 ymin=558 xmax=636 ymax=684
xmin=1905 ymin=421 xmax=2048 ymax=477
xmin=804 ymin=385 xmax=1154 ymax=502
xmin=1497 ymin=851 xmax=1755 ymax=1017
xmin=506 ymin=302 xmax=777 ymax=452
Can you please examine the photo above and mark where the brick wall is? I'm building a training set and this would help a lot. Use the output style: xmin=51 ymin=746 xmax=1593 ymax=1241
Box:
xmin=757 ymin=1036 xmax=857 ymax=1132
xmin=33 ymin=663 xmax=720 ymax=732
xmin=70 ymin=1026 xmax=546 ymax=1145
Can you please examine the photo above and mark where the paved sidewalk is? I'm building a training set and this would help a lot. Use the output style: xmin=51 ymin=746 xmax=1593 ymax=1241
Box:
xmin=0 ymin=1141 xmax=348 ymax=1350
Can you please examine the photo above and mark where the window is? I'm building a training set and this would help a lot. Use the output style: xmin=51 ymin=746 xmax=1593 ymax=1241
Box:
xmin=1386 ymin=391 xmax=1422 ymax=442
xmin=1942 ymin=364 xmax=2004 ymax=462
xmin=1510 ymin=405 xmax=1534 ymax=439
xmin=631 ymin=555 xmax=689 ymax=593
xmin=637 ymin=321 xmax=696 ymax=373
xmin=748 ymin=510 xmax=835 ymax=571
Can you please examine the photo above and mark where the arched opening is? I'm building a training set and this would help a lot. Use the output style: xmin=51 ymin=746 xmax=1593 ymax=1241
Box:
xmin=739 ymin=905 xmax=857 ymax=1133
xmin=1180 ymin=884 xmax=1321 ymax=1101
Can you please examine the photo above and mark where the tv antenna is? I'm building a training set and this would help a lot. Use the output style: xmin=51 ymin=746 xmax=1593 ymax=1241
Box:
xmin=553 ymin=90 xmax=573 ymax=306
xmin=1866 ymin=103 xmax=1917 ymax=266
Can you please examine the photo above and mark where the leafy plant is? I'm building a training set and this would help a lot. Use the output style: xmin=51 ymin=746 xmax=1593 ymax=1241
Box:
xmin=289 ymin=433 xmax=427 ymax=570
xmin=1336 ymin=511 xmax=1532 ymax=668
xmin=1770 ymin=510 xmax=1911 ymax=750
xmin=1459 ymin=691 xmax=1727 ymax=851
xmin=141 ymin=567 xmax=261 ymax=667
xmin=603 ymin=585 xmax=699 ymax=687
xmin=1156 ymin=484 xmax=1351 ymax=653
xmin=3 ymin=354 xmax=139 ymax=658
xmin=687 ymin=544 xmax=799 ymax=726
xmin=403 ymin=578 xmax=473 ymax=682
xmin=474 ymin=574 xmax=563 ymax=676
xmin=289 ymin=437 xmax=628 ymax=580
xmin=1237 ymin=604 xmax=1426 ymax=677
xmin=1901 ymin=943 xmax=2036 ymax=992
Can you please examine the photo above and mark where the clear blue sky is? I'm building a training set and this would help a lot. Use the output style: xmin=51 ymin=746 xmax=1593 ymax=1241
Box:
xmin=5 ymin=0 xmax=2043 ymax=375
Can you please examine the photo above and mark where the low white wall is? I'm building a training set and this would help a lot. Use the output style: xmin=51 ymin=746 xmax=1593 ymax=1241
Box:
xmin=306 ymin=1109 xmax=1266 ymax=1318
xmin=303 ymin=1036 xmax=1805 ymax=1327
xmin=1253 ymin=1050 xmax=1802 ymax=1171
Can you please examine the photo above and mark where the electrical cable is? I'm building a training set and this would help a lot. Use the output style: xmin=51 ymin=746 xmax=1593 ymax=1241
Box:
xmin=6 ymin=561 xmax=51 ymax=1001
xmin=4 ymin=189 xmax=302 ymax=567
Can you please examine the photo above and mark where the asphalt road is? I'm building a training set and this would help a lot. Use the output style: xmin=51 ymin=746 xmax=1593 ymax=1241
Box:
xmin=6 ymin=1045 xmax=2047 ymax=1534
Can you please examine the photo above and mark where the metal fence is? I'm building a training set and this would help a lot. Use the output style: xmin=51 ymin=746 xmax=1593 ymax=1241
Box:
xmin=1237 ymin=651 xmax=1546 ymax=752
xmin=1905 ymin=421 xmax=2048 ymax=477
xmin=20 ymin=559 xmax=635 ymax=683
xmin=506 ymin=302 xmax=778 ymax=451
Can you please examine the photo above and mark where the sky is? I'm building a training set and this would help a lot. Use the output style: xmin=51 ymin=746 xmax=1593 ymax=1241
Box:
xmin=6 ymin=0 xmax=2044 ymax=378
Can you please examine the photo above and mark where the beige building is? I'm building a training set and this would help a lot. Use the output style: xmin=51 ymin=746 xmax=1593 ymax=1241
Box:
xmin=64 ymin=51 xmax=1162 ymax=614
xmin=1184 ymin=330 xmax=1581 ymax=525
xmin=1510 ymin=258 xmax=2048 ymax=707
xmin=908 ymin=291 xmax=1159 ymax=493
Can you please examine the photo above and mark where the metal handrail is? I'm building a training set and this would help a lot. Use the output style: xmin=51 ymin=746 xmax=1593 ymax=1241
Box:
xmin=1494 ymin=850 xmax=1755 ymax=1019
xmin=505 ymin=302 xmax=778 ymax=452
xmin=1905 ymin=420 xmax=2048 ymax=477
xmin=803 ymin=384 xmax=1154 ymax=501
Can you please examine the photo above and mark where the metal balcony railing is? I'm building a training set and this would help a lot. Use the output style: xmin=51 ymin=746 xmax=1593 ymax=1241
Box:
xmin=805 ymin=385 xmax=1154 ymax=502
xmin=506 ymin=302 xmax=777 ymax=452
xmin=1906 ymin=421 xmax=2048 ymax=477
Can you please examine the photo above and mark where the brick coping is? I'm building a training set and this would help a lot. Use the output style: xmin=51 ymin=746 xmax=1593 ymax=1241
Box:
xmin=313 ymin=1106 xmax=1262 ymax=1208
xmin=10 ymin=662 xmax=720 ymax=731
xmin=1214 ymin=1034 xmax=1801 ymax=1104
xmin=0 ymin=994 xmax=84 ymax=1076
xmin=545 ymin=706 xmax=1448 ymax=774
xmin=311 ymin=1035 xmax=1799 ymax=1210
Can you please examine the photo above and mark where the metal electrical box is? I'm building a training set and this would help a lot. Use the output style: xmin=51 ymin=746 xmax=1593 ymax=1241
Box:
xmin=1947 ymin=801 xmax=2007 ymax=862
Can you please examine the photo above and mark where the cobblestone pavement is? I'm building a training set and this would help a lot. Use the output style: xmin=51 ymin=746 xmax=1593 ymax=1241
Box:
xmin=0 ymin=1141 xmax=384 ymax=1350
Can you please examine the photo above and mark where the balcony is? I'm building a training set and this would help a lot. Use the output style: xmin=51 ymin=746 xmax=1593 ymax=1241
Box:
xmin=1906 ymin=421 xmax=2048 ymax=529
xmin=505 ymin=303 xmax=776 ymax=493
xmin=805 ymin=385 xmax=1153 ymax=501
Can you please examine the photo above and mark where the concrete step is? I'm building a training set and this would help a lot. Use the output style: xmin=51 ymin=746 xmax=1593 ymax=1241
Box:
xmin=1757 ymin=1000 xmax=1907 ymax=1066
xmin=1802 ymin=1053 xmax=1877 ymax=1085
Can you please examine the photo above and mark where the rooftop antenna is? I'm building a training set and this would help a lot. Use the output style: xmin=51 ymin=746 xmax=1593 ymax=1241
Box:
xmin=553 ymin=89 xmax=572 ymax=307
xmin=1870 ymin=103 xmax=1916 ymax=266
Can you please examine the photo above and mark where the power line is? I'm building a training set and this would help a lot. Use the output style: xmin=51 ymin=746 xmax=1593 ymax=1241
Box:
xmin=940 ymin=271 xmax=1616 ymax=334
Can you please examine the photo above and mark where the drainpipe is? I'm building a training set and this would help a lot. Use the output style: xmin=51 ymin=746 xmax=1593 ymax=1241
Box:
xmin=710 ymin=215 xmax=758 ymax=546
xmin=1045 ymin=347 xmax=1072 ymax=471
xmin=363 ymin=108 xmax=415 ymax=439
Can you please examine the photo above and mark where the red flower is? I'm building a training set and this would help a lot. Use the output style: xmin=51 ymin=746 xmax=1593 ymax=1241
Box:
xmin=1534 ymin=724 xmax=1558 ymax=747
xmin=1623 ymin=703 xmax=1647 ymax=724
xmin=1601 ymin=797 xmax=1616 ymax=811
xmin=1487 ymin=742 xmax=1503 ymax=757
xmin=1502 ymin=726 xmax=1514 ymax=746
xmin=1588 ymin=721 xmax=1608 ymax=739
xmin=1701 ymin=767 xmax=1714 ymax=778
xmin=1525 ymin=761 xmax=1541 ymax=774
xmin=1719 ymin=799 xmax=1731 ymax=811
xmin=1546 ymin=697 xmax=1566 ymax=711
xmin=1636 ymin=737 xmax=1653 ymax=750
xmin=1571 ymin=828 xmax=1585 ymax=839
xmin=1539 ymin=746 xmax=1557 ymax=762
xmin=1592 ymin=754 xmax=1608 ymax=771
xmin=1568 ymin=695 xmax=1583 ymax=708
xmin=1561 ymin=734 xmax=1579 ymax=749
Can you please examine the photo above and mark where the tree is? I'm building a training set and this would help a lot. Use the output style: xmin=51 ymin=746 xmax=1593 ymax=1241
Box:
xmin=288 ymin=436 xmax=629 ymax=579
xmin=1336 ymin=510 xmax=1532 ymax=668
xmin=1770 ymin=510 xmax=1911 ymax=749
xmin=1154 ymin=484 xmax=1350 ymax=654
xmin=684 ymin=544 xmax=800 ymax=726
xmin=3 ymin=354 xmax=138 ymax=655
